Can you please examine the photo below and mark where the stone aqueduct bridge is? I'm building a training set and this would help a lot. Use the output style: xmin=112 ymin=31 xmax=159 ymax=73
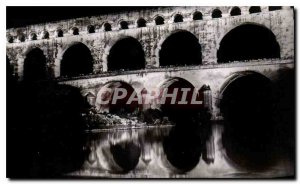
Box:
xmin=6 ymin=6 xmax=294 ymax=119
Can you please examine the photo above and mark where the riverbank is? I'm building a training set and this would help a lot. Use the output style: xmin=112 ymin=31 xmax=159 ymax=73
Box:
xmin=83 ymin=109 xmax=174 ymax=130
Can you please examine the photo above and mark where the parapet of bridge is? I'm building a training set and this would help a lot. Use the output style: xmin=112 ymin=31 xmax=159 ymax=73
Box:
xmin=6 ymin=6 xmax=294 ymax=120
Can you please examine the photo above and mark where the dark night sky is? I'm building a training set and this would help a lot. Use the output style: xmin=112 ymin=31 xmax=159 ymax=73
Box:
xmin=6 ymin=6 xmax=160 ymax=29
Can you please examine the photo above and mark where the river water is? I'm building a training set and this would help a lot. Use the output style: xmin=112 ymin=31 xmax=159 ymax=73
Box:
xmin=69 ymin=124 xmax=294 ymax=178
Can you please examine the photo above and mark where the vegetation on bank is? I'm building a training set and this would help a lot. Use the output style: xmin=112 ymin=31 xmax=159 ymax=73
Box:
xmin=83 ymin=108 xmax=174 ymax=130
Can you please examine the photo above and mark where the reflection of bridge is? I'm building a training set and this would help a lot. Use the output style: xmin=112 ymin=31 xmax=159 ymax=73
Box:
xmin=6 ymin=6 xmax=294 ymax=120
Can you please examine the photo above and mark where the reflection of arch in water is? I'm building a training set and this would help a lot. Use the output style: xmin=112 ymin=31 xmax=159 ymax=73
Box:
xmin=89 ymin=130 xmax=141 ymax=173
xmin=162 ymin=126 xmax=203 ymax=173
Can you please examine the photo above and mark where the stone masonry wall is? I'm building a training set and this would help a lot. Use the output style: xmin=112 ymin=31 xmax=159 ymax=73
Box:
xmin=6 ymin=6 xmax=294 ymax=80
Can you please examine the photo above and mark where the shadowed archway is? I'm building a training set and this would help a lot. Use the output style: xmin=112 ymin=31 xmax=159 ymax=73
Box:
xmin=107 ymin=37 xmax=145 ymax=71
xmin=60 ymin=43 xmax=93 ymax=77
xmin=95 ymin=81 xmax=140 ymax=114
xmin=220 ymin=72 xmax=278 ymax=170
xmin=159 ymin=30 xmax=202 ymax=67
xmin=159 ymin=77 xmax=203 ymax=125
xmin=217 ymin=24 xmax=280 ymax=63
xmin=23 ymin=48 xmax=47 ymax=82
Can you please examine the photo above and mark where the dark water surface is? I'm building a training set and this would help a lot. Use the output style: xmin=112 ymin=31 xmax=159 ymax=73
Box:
xmin=70 ymin=124 xmax=294 ymax=178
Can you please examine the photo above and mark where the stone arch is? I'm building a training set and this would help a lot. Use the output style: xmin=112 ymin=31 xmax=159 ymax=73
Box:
xmin=87 ymin=25 xmax=95 ymax=33
xmin=269 ymin=6 xmax=282 ymax=11
xmin=41 ymin=31 xmax=49 ymax=39
xmin=71 ymin=27 xmax=79 ymax=35
xmin=60 ymin=42 xmax=93 ymax=77
xmin=173 ymin=14 xmax=183 ymax=23
xmin=119 ymin=20 xmax=129 ymax=30
xmin=29 ymin=32 xmax=37 ymax=40
xmin=157 ymin=30 xmax=202 ymax=67
xmin=217 ymin=23 xmax=280 ymax=63
xmin=23 ymin=47 xmax=47 ymax=81
xmin=7 ymin=35 xmax=14 ymax=43
xmin=56 ymin=28 xmax=64 ymax=37
xmin=212 ymin=9 xmax=222 ymax=18
xmin=219 ymin=71 xmax=269 ymax=97
xmin=154 ymin=15 xmax=165 ymax=25
xmin=103 ymin=22 xmax=112 ymax=31
xmin=219 ymin=71 xmax=277 ymax=170
xmin=95 ymin=81 xmax=141 ymax=114
xmin=249 ymin=6 xmax=261 ymax=14
xmin=137 ymin=18 xmax=147 ymax=28
xmin=17 ymin=33 xmax=25 ymax=42
xmin=105 ymin=36 xmax=145 ymax=71
xmin=193 ymin=11 xmax=203 ymax=20
xmin=158 ymin=77 xmax=202 ymax=124
xmin=230 ymin=6 xmax=241 ymax=16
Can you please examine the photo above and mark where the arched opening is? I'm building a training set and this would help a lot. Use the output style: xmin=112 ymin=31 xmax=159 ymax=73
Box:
xmin=230 ymin=7 xmax=241 ymax=16
xmin=29 ymin=33 xmax=37 ymax=40
xmin=18 ymin=34 xmax=25 ymax=42
xmin=103 ymin=23 xmax=112 ymax=31
xmin=95 ymin=81 xmax=140 ymax=115
xmin=269 ymin=6 xmax=282 ymax=11
xmin=249 ymin=6 xmax=261 ymax=14
xmin=193 ymin=11 xmax=203 ymax=20
xmin=159 ymin=77 xmax=203 ymax=125
xmin=159 ymin=30 xmax=202 ymax=67
xmin=174 ymin=14 xmax=183 ymax=23
xmin=42 ymin=31 xmax=49 ymax=39
xmin=57 ymin=29 xmax=63 ymax=37
xmin=60 ymin=43 xmax=93 ymax=77
xmin=87 ymin=25 xmax=95 ymax=33
xmin=217 ymin=24 xmax=280 ymax=63
xmin=120 ymin=21 xmax=128 ymax=29
xmin=212 ymin=9 xmax=222 ymax=18
xmin=7 ymin=35 xmax=13 ymax=43
xmin=84 ymin=92 xmax=96 ymax=107
xmin=220 ymin=72 xmax=277 ymax=170
xmin=23 ymin=48 xmax=47 ymax=82
xmin=155 ymin=16 xmax=164 ymax=25
xmin=107 ymin=37 xmax=145 ymax=71
xmin=72 ymin=27 xmax=79 ymax=35
xmin=137 ymin=18 xmax=147 ymax=27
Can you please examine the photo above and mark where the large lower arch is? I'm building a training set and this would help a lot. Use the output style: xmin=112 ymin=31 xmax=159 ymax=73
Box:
xmin=60 ymin=42 xmax=93 ymax=77
xmin=159 ymin=77 xmax=203 ymax=124
xmin=219 ymin=71 xmax=277 ymax=170
xmin=159 ymin=30 xmax=202 ymax=67
xmin=23 ymin=48 xmax=47 ymax=82
xmin=95 ymin=81 xmax=140 ymax=114
xmin=107 ymin=37 xmax=145 ymax=71
xmin=217 ymin=24 xmax=280 ymax=63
